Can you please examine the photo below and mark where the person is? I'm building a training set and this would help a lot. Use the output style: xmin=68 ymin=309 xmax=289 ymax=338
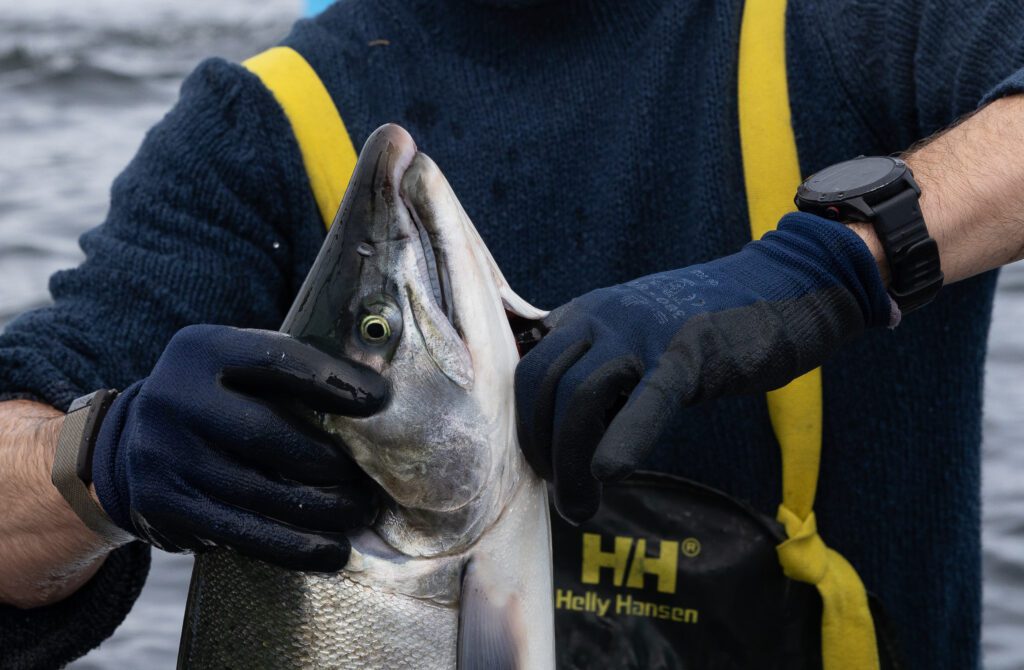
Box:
xmin=1 ymin=0 xmax=1023 ymax=667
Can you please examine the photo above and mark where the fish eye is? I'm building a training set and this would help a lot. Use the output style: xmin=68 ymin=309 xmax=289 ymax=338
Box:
xmin=357 ymin=295 xmax=401 ymax=354
xmin=360 ymin=314 xmax=392 ymax=344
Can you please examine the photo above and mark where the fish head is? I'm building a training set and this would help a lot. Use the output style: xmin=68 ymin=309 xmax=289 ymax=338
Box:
xmin=283 ymin=124 xmax=546 ymax=529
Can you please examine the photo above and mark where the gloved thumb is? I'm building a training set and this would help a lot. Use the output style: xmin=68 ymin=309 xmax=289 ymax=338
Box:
xmin=591 ymin=359 xmax=695 ymax=482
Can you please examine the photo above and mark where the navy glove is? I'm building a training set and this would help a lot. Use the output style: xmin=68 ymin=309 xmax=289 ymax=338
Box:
xmin=515 ymin=213 xmax=894 ymax=522
xmin=91 ymin=324 xmax=387 ymax=572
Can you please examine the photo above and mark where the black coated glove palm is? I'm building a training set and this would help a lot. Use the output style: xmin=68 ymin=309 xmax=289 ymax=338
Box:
xmin=515 ymin=213 xmax=893 ymax=522
xmin=91 ymin=324 xmax=387 ymax=572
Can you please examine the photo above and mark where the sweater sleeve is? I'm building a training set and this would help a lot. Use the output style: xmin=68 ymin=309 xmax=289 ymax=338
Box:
xmin=810 ymin=0 xmax=1024 ymax=148
xmin=0 ymin=58 xmax=322 ymax=669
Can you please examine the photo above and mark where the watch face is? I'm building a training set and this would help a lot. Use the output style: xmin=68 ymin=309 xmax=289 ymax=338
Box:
xmin=800 ymin=156 xmax=904 ymax=201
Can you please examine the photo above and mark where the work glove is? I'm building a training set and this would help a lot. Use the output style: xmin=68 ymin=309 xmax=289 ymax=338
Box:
xmin=91 ymin=324 xmax=387 ymax=572
xmin=515 ymin=212 xmax=894 ymax=522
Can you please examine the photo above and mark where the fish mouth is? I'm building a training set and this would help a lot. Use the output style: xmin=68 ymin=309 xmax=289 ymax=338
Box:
xmin=399 ymin=159 xmax=542 ymax=360
xmin=407 ymin=202 xmax=456 ymax=328
xmin=394 ymin=139 xmax=548 ymax=360
xmin=408 ymin=212 xmax=545 ymax=355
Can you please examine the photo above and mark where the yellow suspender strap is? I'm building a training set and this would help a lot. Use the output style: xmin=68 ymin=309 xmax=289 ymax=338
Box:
xmin=242 ymin=46 xmax=358 ymax=230
xmin=737 ymin=1 xmax=880 ymax=668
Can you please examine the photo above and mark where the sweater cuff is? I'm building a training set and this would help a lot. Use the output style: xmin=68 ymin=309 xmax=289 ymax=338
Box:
xmin=979 ymin=67 xmax=1024 ymax=107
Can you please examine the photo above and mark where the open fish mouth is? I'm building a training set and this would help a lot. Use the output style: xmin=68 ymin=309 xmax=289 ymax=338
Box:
xmin=407 ymin=197 xmax=456 ymax=329
xmin=403 ymin=182 xmax=545 ymax=358
xmin=397 ymin=145 xmax=543 ymax=357
xmin=395 ymin=148 xmax=548 ymax=360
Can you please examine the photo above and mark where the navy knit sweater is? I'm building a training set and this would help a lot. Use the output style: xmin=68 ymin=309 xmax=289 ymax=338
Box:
xmin=3 ymin=1 xmax=1024 ymax=668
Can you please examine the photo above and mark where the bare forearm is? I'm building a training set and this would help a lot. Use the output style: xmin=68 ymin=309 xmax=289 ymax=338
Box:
xmin=0 ymin=400 xmax=112 ymax=609
xmin=852 ymin=94 xmax=1024 ymax=286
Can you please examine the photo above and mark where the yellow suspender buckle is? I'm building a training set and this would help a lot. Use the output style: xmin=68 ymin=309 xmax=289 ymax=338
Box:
xmin=738 ymin=1 xmax=881 ymax=668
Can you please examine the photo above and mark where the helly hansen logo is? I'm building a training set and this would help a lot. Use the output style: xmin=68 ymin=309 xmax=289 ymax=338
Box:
xmin=581 ymin=532 xmax=685 ymax=594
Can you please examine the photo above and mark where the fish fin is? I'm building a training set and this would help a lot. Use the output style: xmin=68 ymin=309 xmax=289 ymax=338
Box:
xmin=500 ymin=288 xmax=548 ymax=322
xmin=458 ymin=559 xmax=523 ymax=670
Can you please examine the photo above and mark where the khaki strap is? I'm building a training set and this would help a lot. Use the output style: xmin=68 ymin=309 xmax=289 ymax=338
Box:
xmin=738 ymin=0 xmax=880 ymax=668
xmin=242 ymin=46 xmax=358 ymax=229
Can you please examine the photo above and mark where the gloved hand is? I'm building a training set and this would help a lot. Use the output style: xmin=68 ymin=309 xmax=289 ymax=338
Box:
xmin=515 ymin=213 xmax=894 ymax=522
xmin=91 ymin=324 xmax=387 ymax=572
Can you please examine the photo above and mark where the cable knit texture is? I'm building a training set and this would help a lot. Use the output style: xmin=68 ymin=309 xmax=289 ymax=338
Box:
xmin=1 ymin=0 xmax=1022 ymax=667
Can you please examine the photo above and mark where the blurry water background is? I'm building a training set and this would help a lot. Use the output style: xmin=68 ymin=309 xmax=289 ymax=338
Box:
xmin=0 ymin=0 xmax=1022 ymax=667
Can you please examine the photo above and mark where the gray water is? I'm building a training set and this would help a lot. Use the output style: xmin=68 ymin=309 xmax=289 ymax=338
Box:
xmin=1 ymin=1 xmax=1022 ymax=667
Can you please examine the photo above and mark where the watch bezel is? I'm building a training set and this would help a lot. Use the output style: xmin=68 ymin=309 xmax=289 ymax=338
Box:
xmin=795 ymin=156 xmax=911 ymax=207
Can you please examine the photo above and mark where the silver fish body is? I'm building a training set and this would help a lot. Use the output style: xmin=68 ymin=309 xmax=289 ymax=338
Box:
xmin=181 ymin=553 xmax=458 ymax=668
xmin=178 ymin=125 xmax=555 ymax=669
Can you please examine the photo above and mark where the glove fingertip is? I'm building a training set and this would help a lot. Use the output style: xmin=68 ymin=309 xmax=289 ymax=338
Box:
xmin=554 ymin=497 xmax=598 ymax=526
xmin=553 ymin=481 xmax=602 ymax=525
xmin=591 ymin=420 xmax=651 ymax=483
xmin=303 ymin=536 xmax=351 ymax=574
xmin=591 ymin=451 xmax=635 ymax=483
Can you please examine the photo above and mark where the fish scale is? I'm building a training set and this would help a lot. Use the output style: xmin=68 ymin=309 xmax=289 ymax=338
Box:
xmin=181 ymin=552 xmax=458 ymax=668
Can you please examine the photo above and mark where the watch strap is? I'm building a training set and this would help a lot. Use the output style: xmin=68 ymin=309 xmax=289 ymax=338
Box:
xmin=871 ymin=187 xmax=944 ymax=313
xmin=51 ymin=390 xmax=135 ymax=545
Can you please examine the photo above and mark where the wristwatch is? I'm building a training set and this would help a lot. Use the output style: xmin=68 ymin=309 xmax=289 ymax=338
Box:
xmin=51 ymin=389 xmax=134 ymax=545
xmin=795 ymin=155 xmax=943 ymax=313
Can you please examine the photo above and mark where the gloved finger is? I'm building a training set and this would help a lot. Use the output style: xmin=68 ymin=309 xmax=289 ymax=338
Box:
xmin=514 ymin=324 xmax=592 ymax=480
xmin=198 ymin=326 xmax=387 ymax=416
xmin=198 ymin=497 xmax=353 ymax=572
xmin=219 ymin=391 xmax=368 ymax=485
xmin=182 ymin=386 xmax=358 ymax=486
xmin=551 ymin=350 xmax=643 ymax=523
xmin=192 ymin=459 xmax=378 ymax=533
xmin=591 ymin=350 xmax=697 ymax=482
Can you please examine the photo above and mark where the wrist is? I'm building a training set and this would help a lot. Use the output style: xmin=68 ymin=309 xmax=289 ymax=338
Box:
xmin=902 ymin=151 xmax=966 ymax=284
xmin=41 ymin=413 xmax=101 ymax=540
xmin=795 ymin=156 xmax=942 ymax=313
xmin=0 ymin=402 xmax=112 ymax=609
xmin=846 ymin=221 xmax=891 ymax=286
